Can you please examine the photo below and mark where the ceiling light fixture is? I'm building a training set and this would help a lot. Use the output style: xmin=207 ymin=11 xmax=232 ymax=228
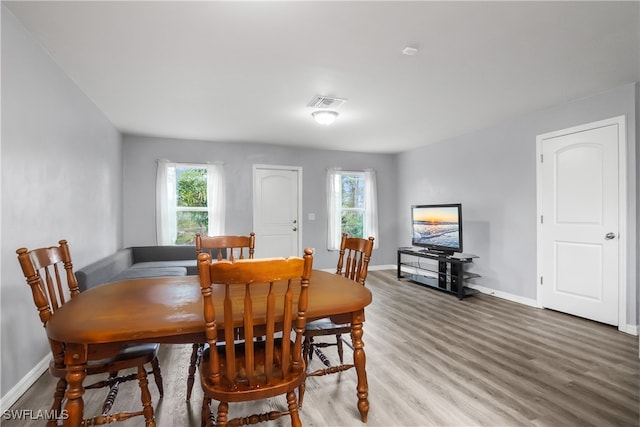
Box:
xmin=402 ymin=46 xmax=419 ymax=56
xmin=312 ymin=110 xmax=339 ymax=125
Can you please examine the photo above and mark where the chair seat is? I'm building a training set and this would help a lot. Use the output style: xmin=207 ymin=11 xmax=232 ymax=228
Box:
xmin=200 ymin=338 xmax=306 ymax=403
xmin=91 ymin=343 xmax=160 ymax=366
xmin=305 ymin=318 xmax=350 ymax=332
xmin=48 ymin=343 xmax=160 ymax=378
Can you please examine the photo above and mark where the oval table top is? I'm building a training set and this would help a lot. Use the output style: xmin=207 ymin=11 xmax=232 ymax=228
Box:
xmin=46 ymin=270 xmax=373 ymax=345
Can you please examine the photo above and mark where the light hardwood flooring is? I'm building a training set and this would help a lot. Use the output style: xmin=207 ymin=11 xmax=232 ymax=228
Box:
xmin=6 ymin=269 xmax=639 ymax=426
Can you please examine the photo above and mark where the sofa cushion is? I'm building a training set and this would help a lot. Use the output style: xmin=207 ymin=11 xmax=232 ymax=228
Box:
xmin=76 ymin=249 xmax=134 ymax=292
xmin=109 ymin=266 xmax=187 ymax=282
xmin=131 ymin=245 xmax=197 ymax=263
xmin=130 ymin=260 xmax=197 ymax=275
xmin=76 ymin=246 xmax=198 ymax=291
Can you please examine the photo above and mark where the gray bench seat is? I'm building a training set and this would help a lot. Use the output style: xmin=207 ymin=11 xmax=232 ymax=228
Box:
xmin=76 ymin=245 xmax=198 ymax=291
xmin=110 ymin=266 xmax=188 ymax=282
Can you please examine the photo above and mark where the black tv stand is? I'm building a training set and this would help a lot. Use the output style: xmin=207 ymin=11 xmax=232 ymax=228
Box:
xmin=418 ymin=248 xmax=451 ymax=256
xmin=397 ymin=248 xmax=479 ymax=299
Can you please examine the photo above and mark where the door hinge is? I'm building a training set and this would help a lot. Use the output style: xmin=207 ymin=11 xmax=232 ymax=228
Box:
xmin=540 ymin=215 xmax=543 ymax=224
xmin=540 ymin=276 xmax=543 ymax=285
xmin=540 ymin=154 xmax=543 ymax=163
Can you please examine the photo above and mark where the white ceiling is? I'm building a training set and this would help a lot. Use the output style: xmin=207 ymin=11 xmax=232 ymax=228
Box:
xmin=4 ymin=1 xmax=639 ymax=153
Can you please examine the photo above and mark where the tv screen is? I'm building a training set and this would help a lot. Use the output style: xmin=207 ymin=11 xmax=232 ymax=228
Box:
xmin=411 ymin=204 xmax=462 ymax=254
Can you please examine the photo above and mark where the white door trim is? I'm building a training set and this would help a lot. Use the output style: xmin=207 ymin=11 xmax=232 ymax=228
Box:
xmin=536 ymin=115 xmax=627 ymax=332
xmin=252 ymin=164 xmax=303 ymax=256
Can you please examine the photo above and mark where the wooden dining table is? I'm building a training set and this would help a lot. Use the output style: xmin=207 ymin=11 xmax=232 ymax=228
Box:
xmin=45 ymin=269 xmax=373 ymax=426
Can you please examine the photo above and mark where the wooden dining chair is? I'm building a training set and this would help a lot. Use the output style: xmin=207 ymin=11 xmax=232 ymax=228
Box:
xmin=186 ymin=232 xmax=257 ymax=400
xmin=195 ymin=232 xmax=256 ymax=261
xmin=300 ymin=233 xmax=374 ymax=403
xmin=16 ymin=240 xmax=163 ymax=427
xmin=197 ymin=248 xmax=313 ymax=427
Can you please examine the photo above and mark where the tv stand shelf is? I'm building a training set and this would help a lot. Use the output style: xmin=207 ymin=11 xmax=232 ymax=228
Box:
xmin=397 ymin=248 xmax=479 ymax=299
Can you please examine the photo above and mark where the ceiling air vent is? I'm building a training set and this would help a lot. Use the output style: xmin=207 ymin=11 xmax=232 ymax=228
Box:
xmin=307 ymin=95 xmax=346 ymax=109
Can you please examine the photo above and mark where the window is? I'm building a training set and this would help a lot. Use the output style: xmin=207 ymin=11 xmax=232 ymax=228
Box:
xmin=327 ymin=168 xmax=378 ymax=250
xmin=156 ymin=160 xmax=225 ymax=245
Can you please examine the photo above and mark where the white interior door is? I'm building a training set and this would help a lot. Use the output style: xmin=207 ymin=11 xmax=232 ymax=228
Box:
xmin=537 ymin=117 xmax=626 ymax=327
xmin=253 ymin=165 xmax=301 ymax=258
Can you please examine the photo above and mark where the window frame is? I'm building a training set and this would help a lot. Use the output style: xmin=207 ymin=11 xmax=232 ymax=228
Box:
xmin=156 ymin=160 xmax=225 ymax=245
xmin=327 ymin=168 xmax=378 ymax=250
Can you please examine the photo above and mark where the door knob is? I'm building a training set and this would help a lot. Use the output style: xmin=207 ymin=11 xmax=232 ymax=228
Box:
xmin=293 ymin=227 xmax=297 ymax=232
xmin=605 ymin=232 xmax=616 ymax=240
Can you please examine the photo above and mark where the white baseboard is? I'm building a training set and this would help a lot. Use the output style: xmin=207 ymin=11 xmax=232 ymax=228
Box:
xmin=469 ymin=284 xmax=637 ymax=336
xmin=466 ymin=283 xmax=539 ymax=308
xmin=0 ymin=355 xmax=49 ymax=413
xmin=395 ymin=265 xmax=539 ymax=306
xmin=369 ymin=264 xmax=396 ymax=271
xmin=618 ymin=323 xmax=639 ymax=336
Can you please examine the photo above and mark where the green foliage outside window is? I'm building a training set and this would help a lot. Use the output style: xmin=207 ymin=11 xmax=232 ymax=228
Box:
xmin=177 ymin=168 xmax=207 ymax=207
xmin=176 ymin=168 xmax=208 ymax=244
xmin=341 ymin=211 xmax=363 ymax=238
xmin=340 ymin=174 xmax=364 ymax=238
xmin=175 ymin=211 xmax=208 ymax=245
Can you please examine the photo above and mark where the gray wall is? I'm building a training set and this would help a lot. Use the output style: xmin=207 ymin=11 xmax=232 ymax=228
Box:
xmin=122 ymin=135 xmax=398 ymax=269
xmin=397 ymin=83 xmax=638 ymax=326
xmin=1 ymin=8 xmax=123 ymax=397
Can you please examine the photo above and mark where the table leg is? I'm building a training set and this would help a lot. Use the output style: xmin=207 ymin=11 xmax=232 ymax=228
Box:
xmin=351 ymin=309 xmax=369 ymax=423
xmin=62 ymin=344 xmax=87 ymax=427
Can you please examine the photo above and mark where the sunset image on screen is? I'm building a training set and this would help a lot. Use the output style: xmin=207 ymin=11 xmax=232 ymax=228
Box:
xmin=413 ymin=207 xmax=458 ymax=224
xmin=412 ymin=205 xmax=461 ymax=250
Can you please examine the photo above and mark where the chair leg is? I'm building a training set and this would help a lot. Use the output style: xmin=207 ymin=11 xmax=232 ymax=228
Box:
xmin=136 ymin=365 xmax=156 ymax=427
xmin=101 ymin=373 xmax=120 ymax=415
xmin=48 ymin=378 xmax=67 ymax=427
xmin=298 ymin=380 xmax=306 ymax=408
xmin=336 ymin=334 xmax=344 ymax=364
xmin=287 ymin=390 xmax=302 ymax=427
xmin=303 ymin=336 xmax=311 ymax=364
xmin=307 ymin=337 xmax=315 ymax=361
xmin=187 ymin=343 xmax=201 ymax=401
xmin=201 ymin=397 xmax=211 ymax=427
xmin=216 ymin=401 xmax=229 ymax=427
xmin=150 ymin=357 xmax=164 ymax=397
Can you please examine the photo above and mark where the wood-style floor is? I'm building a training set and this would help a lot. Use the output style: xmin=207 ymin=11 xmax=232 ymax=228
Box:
xmin=6 ymin=269 xmax=639 ymax=426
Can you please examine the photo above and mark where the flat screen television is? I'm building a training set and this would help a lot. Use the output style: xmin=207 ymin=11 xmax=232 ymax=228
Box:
xmin=411 ymin=203 xmax=463 ymax=254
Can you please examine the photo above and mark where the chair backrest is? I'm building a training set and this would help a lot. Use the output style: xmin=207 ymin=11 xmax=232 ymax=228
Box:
xmin=16 ymin=240 xmax=80 ymax=326
xmin=16 ymin=240 xmax=80 ymax=367
xmin=197 ymin=248 xmax=313 ymax=390
xmin=195 ymin=233 xmax=255 ymax=261
xmin=336 ymin=233 xmax=375 ymax=285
